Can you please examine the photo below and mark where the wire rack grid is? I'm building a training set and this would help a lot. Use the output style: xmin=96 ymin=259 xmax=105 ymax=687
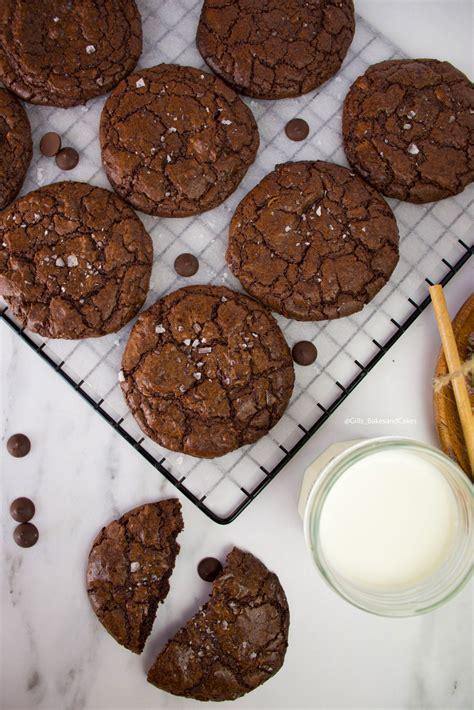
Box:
xmin=1 ymin=1 xmax=473 ymax=523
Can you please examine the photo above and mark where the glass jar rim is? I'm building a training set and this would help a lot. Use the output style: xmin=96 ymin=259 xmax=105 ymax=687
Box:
xmin=303 ymin=437 xmax=473 ymax=617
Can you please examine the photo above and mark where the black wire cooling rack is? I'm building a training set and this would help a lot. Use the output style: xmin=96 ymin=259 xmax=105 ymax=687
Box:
xmin=1 ymin=2 xmax=473 ymax=523
xmin=1 ymin=241 xmax=471 ymax=523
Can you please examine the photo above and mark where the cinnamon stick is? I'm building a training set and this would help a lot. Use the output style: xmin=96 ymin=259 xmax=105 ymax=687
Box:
xmin=429 ymin=284 xmax=474 ymax=475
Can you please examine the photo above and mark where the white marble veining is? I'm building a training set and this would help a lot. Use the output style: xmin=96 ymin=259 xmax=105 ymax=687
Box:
xmin=1 ymin=2 xmax=473 ymax=708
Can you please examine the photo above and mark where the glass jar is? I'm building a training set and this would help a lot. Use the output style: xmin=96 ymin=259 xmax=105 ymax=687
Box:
xmin=299 ymin=437 xmax=472 ymax=617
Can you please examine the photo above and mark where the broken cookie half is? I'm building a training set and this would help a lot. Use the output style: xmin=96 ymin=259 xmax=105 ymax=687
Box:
xmin=86 ymin=499 xmax=183 ymax=653
xmin=147 ymin=547 xmax=290 ymax=701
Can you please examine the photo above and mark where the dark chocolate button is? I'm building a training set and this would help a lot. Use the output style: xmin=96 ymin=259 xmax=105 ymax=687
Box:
xmin=198 ymin=557 xmax=223 ymax=582
xmin=285 ymin=118 xmax=310 ymax=141
xmin=174 ymin=253 xmax=199 ymax=277
xmin=14 ymin=523 xmax=39 ymax=548
xmin=7 ymin=433 xmax=31 ymax=458
xmin=55 ymin=147 xmax=79 ymax=170
xmin=292 ymin=341 xmax=317 ymax=366
xmin=40 ymin=132 xmax=62 ymax=157
xmin=10 ymin=497 xmax=35 ymax=523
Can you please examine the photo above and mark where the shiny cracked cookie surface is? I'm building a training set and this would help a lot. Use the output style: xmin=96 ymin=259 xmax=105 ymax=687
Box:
xmin=100 ymin=64 xmax=259 ymax=217
xmin=227 ymin=161 xmax=400 ymax=321
xmin=343 ymin=59 xmax=474 ymax=203
xmin=0 ymin=0 xmax=142 ymax=107
xmin=0 ymin=88 xmax=32 ymax=210
xmin=197 ymin=0 xmax=355 ymax=99
xmin=87 ymin=500 xmax=183 ymax=654
xmin=121 ymin=285 xmax=295 ymax=458
xmin=0 ymin=182 xmax=153 ymax=338
xmin=147 ymin=547 xmax=290 ymax=701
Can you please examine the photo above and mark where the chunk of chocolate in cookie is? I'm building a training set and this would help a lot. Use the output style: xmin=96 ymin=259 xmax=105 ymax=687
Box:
xmin=227 ymin=161 xmax=399 ymax=321
xmin=100 ymin=65 xmax=259 ymax=217
xmin=197 ymin=0 xmax=355 ymax=99
xmin=343 ymin=59 xmax=474 ymax=203
xmin=120 ymin=285 xmax=294 ymax=458
xmin=0 ymin=182 xmax=153 ymax=339
xmin=147 ymin=547 xmax=290 ymax=701
xmin=87 ymin=500 xmax=183 ymax=654
xmin=0 ymin=0 xmax=142 ymax=107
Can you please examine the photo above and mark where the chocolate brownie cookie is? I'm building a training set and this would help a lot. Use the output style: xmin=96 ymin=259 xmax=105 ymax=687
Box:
xmin=121 ymin=285 xmax=294 ymax=458
xmin=343 ymin=59 xmax=474 ymax=203
xmin=0 ymin=182 xmax=153 ymax=339
xmin=87 ymin=500 xmax=183 ymax=654
xmin=0 ymin=0 xmax=142 ymax=108
xmin=226 ymin=161 xmax=399 ymax=321
xmin=0 ymin=89 xmax=32 ymax=210
xmin=147 ymin=547 xmax=290 ymax=701
xmin=100 ymin=65 xmax=259 ymax=217
xmin=196 ymin=0 xmax=355 ymax=100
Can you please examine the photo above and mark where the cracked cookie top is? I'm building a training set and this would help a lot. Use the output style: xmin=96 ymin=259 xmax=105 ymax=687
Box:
xmin=87 ymin=500 xmax=184 ymax=654
xmin=227 ymin=161 xmax=400 ymax=321
xmin=147 ymin=547 xmax=290 ymax=701
xmin=343 ymin=59 xmax=474 ymax=203
xmin=196 ymin=0 xmax=355 ymax=100
xmin=0 ymin=0 xmax=142 ymax=108
xmin=121 ymin=285 xmax=294 ymax=458
xmin=0 ymin=182 xmax=153 ymax=339
xmin=0 ymin=89 xmax=32 ymax=210
xmin=100 ymin=64 xmax=260 ymax=217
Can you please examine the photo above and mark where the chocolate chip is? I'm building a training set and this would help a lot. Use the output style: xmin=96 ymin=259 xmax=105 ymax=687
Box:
xmin=10 ymin=497 xmax=35 ymax=523
xmin=292 ymin=341 xmax=317 ymax=366
xmin=198 ymin=557 xmax=223 ymax=582
xmin=55 ymin=147 xmax=79 ymax=170
xmin=285 ymin=118 xmax=310 ymax=141
xmin=7 ymin=433 xmax=31 ymax=458
xmin=174 ymin=253 xmax=199 ymax=277
xmin=14 ymin=522 xmax=39 ymax=548
xmin=40 ymin=132 xmax=61 ymax=157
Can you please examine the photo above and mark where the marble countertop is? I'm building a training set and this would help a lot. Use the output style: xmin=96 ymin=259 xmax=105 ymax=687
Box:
xmin=1 ymin=3 xmax=473 ymax=709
